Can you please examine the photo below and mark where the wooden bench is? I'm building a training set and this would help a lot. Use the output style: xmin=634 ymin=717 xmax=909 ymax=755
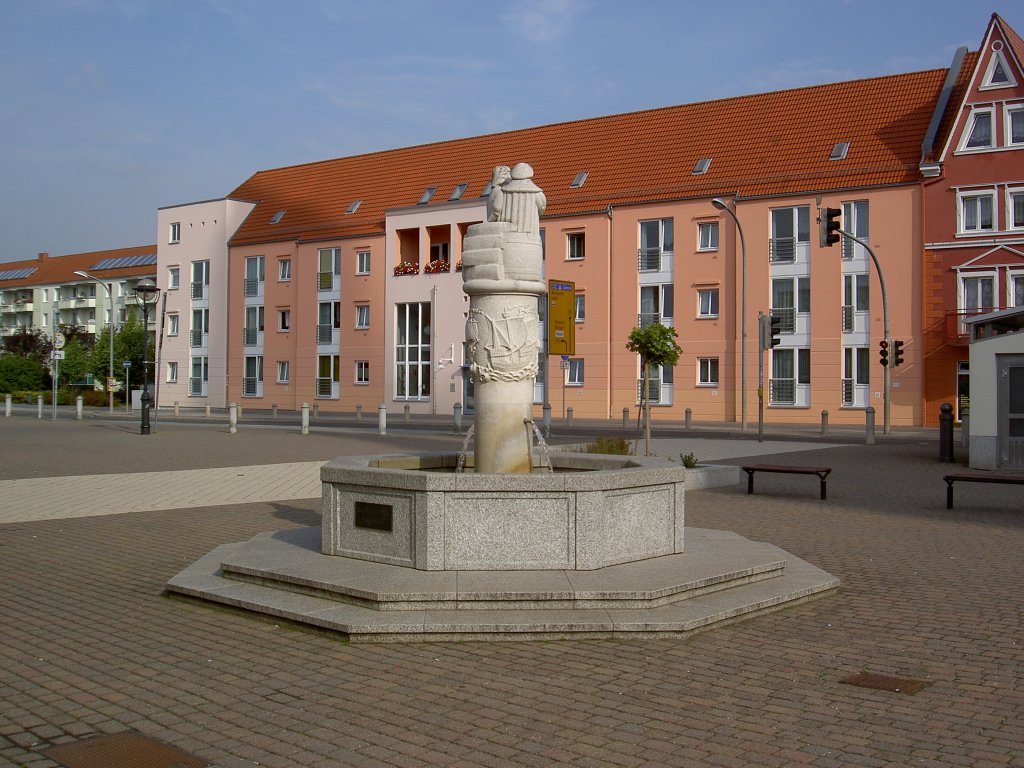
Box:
xmin=742 ymin=465 xmax=832 ymax=500
xmin=943 ymin=473 xmax=1024 ymax=509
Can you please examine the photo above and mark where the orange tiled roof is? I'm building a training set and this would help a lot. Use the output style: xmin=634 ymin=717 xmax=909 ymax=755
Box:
xmin=0 ymin=245 xmax=157 ymax=290
xmin=229 ymin=69 xmax=950 ymax=247
xmin=997 ymin=13 xmax=1024 ymax=70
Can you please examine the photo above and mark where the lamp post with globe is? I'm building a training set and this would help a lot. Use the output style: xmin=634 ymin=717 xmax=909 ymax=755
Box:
xmin=134 ymin=279 xmax=160 ymax=435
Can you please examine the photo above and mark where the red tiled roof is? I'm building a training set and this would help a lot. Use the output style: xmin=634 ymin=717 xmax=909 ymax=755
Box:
xmin=229 ymin=69 xmax=951 ymax=247
xmin=996 ymin=13 xmax=1024 ymax=71
xmin=0 ymin=245 xmax=157 ymax=290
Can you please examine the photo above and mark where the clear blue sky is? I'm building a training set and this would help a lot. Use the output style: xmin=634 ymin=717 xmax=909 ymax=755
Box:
xmin=0 ymin=1 xmax=1018 ymax=263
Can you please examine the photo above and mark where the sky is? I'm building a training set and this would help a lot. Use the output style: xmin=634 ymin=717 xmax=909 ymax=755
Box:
xmin=0 ymin=0 xmax=1019 ymax=263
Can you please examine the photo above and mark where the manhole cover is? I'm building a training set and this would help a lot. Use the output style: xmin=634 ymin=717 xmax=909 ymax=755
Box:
xmin=840 ymin=671 xmax=930 ymax=694
xmin=44 ymin=731 xmax=209 ymax=768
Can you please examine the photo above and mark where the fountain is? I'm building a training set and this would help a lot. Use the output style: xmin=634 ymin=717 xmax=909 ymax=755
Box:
xmin=167 ymin=164 xmax=838 ymax=642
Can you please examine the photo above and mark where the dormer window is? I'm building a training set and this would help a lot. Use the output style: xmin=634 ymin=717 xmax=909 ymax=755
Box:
xmin=960 ymin=109 xmax=994 ymax=151
xmin=982 ymin=47 xmax=1017 ymax=89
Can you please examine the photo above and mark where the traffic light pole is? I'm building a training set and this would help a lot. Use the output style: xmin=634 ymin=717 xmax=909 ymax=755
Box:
xmin=840 ymin=228 xmax=891 ymax=435
xmin=757 ymin=311 xmax=765 ymax=442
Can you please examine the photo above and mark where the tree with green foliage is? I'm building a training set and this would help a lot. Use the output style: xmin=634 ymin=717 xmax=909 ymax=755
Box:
xmin=58 ymin=337 xmax=90 ymax=387
xmin=88 ymin=311 xmax=153 ymax=393
xmin=0 ymin=355 xmax=45 ymax=393
xmin=2 ymin=328 xmax=52 ymax=364
xmin=626 ymin=323 xmax=682 ymax=456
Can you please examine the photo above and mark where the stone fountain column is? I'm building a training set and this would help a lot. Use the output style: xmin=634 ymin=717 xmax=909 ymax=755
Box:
xmin=462 ymin=163 xmax=547 ymax=473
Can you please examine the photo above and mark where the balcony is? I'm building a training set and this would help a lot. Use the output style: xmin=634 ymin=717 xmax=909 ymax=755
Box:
xmin=769 ymin=237 xmax=796 ymax=263
xmin=637 ymin=248 xmax=663 ymax=272
xmin=242 ymin=377 xmax=260 ymax=397
xmin=946 ymin=308 xmax=995 ymax=345
xmin=242 ymin=327 xmax=258 ymax=346
xmin=316 ymin=377 xmax=335 ymax=398
xmin=770 ymin=306 xmax=796 ymax=334
xmin=769 ymin=378 xmax=796 ymax=405
xmin=638 ymin=312 xmax=661 ymax=328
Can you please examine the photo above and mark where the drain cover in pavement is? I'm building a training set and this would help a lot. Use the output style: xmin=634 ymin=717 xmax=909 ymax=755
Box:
xmin=840 ymin=671 xmax=930 ymax=694
xmin=44 ymin=731 xmax=209 ymax=768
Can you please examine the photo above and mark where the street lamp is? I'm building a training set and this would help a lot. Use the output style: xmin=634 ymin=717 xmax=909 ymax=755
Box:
xmin=711 ymin=198 xmax=748 ymax=431
xmin=134 ymin=278 xmax=160 ymax=435
xmin=73 ymin=270 xmax=115 ymax=414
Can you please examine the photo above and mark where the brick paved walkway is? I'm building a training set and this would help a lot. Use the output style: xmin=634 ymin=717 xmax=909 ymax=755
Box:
xmin=1 ymin=417 xmax=1022 ymax=767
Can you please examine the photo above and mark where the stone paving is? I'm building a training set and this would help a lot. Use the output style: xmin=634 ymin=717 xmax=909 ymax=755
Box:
xmin=1 ymin=414 xmax=1022 ymax=767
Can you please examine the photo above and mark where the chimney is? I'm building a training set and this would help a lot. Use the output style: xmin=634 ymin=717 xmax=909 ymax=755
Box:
xmin=38 ymin=252 xmax=49 ymax=261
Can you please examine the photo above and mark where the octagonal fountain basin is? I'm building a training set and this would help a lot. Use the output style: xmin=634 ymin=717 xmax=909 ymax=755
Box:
xmin=321 ymin=451 xmax=687 ymax=572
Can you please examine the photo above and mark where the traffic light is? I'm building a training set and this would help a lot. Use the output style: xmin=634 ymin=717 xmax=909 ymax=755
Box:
xmin=819 ymin=207 xmax=842 ymax=248
xmin=879 ymin=339 xmax=889 ymax=367
xmin=892 ymin=339 xmax=905 ymax=367
xmin=769 ymin=314 xmax=782 ymax=347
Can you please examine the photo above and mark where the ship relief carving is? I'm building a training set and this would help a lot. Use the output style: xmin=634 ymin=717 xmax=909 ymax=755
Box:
xmin=466 ymin=304 xmax=539 ymax=383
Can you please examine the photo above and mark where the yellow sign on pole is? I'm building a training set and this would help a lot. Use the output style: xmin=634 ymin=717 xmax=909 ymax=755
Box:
xmin=547 ymin=280 xmax=575 ymax=356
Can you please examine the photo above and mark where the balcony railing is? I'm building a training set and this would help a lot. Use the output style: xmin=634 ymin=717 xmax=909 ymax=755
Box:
xmin=770 ymin=306 xmax=796 ymax=334
xmin=242 ymin=377 xmax=259 ymax=396
xmin=316 ymin=324 xmax=333 ymax=344
xmin=243 ymin=278 xmax=261 ymax=297
xmin=316 ymin=377 xmax=334 ymax=398
xmin=769 ymin=237 xmax=796 ymax=263
xmin=637 ymin=248 xmax=663 ymax=272
xmin=242 ymin=327 xmax=258 ymax=346
xmin=638 ymin=312 xmax=661 ymax=328
xmin=317 ymin=271 xmax=333 ymax=290
xmin=946 ymin=307 xmax=996 ymax=344
xmin=636 ymin=378 xmax=662 ymax=404
xmin=842 ymin=378 xmax=854 ymax=405
xmin=769 ymin=377 xmax=796 ymax=405
xmin=190 ymin=329 xmax=204 ymax=347
xmin=842 ymin=304 xmax=855 ymax=332
xmin=189 ymin=377 xmax=206 ymax=396
xmin=841 ymin=235 xmax=856 ymax=261
xmin=191 ymin=282 xmax=206 ymax=300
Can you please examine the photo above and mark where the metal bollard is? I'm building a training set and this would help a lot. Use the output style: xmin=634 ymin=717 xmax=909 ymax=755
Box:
xmin=356 ymin=404 xmax=362 ymax=420
xmin=301 ymin=402 xmax=310 ymax=435
xmin=236 ymin=404 xmax=242 ymax=421
xmin=205 ymin=403 xmax=211 ymax=418
xmin=821 ymin=409 xmax=829 ymax=436
xmin=174 ymin=401 xmax=180 ymax=418
xmin=685 ymin=408 xmax=692 ymax=430
xmin=566 ymin=406 xmax=573 ymax=426
xmin=453 ymin=402 xmax=463 ymax=433
xmin=229 ymin=402 xmax=238 ymax=434
xmin=865 ymin=405 xmax=875 ymax=445
xmin=960 ymin=408 xmax=970 ymax=448
xmin=37 ymin=395 xmax=43 ymax=419
xmin=378 ymin=404 xmax=387 ymax=435
xmin=404 ymin=404 xmax=410 ymax=423
xmin=272 ymin=403 xmax=278 ymax=419
xmin=939 ymin=402 xmax=954 ymax=462
xmin=76 ymin=396 xmax=83 ymax=420
xmin=622 ymin=407 xmax=629 ymax=429
xmin=5 ymin=393 xmax=11 ymax=417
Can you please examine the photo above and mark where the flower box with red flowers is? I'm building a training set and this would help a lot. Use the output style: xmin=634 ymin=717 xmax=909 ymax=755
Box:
xmin=393 ymin=261 xmax=419 ymax=276
xmin=424 ymin=259 xmax=451 ymax=274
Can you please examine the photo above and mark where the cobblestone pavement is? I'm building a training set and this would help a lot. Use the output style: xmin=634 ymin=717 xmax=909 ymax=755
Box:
xmin=1 ymin=416 xmax=1022 ymax=767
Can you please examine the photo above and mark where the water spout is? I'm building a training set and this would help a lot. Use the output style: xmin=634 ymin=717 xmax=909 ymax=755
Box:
xmin=456 ymin=423 xmax=475 ymax=473
xmin=524 ymin=418 xmax=553 ymax=473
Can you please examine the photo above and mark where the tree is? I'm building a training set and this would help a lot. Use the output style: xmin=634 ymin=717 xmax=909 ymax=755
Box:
xmin=59 ymin=337 xmax=90 ymax=387
xmin=0 ymin=355 xmax=45 ymax=393
xmin=88 ymin=311 xmax=153 ymax=393
xmin=2 ymin=328 xmax=52 ymax=364
xmin=626 ymin=323 xmax=682 ymax=456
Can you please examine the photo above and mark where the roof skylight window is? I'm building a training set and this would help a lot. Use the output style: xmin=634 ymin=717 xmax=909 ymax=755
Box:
xmin=418 ymin=187 xmax=437 ymax=205
xmin=829 ymin=143 xmax=850 ymax=161
xmin=570 ymin=172 xmax=589 ymax=189
xmin=270 ymin=210 xmax=285 ymax=224
xmin=346 ymin=200 xmax=362 ymax=215
xmin=480 ymin=180 xmax=493 ymax=197
xmin=692 ymin=158 xmax=712 ymax=175
xmin=449 ymin=183 xmax=469 ymax=201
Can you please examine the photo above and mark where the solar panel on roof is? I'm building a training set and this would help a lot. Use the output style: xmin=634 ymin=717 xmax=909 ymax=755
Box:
xmin=91 ymin=254 xmax=157 ymax=271
xmin=0 ymin=267 xmax=38 ymax=281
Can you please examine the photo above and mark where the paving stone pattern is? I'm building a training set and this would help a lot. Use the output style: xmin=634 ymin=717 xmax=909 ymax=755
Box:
xmin=1 ymin=417 xmax=1022 ymax=767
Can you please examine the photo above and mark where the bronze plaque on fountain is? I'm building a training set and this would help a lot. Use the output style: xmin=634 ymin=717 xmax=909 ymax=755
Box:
xmin=354 ymin=501 xmax=393 ymax=531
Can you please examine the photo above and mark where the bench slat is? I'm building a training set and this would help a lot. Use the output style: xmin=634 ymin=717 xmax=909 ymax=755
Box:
xmin=742 ymin=465 xmax=832 ymax=500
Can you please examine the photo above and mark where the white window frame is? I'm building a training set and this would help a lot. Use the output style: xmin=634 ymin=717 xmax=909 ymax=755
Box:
xmin=166 ymin=361 xmax=178 ymax=383
xmin=278 ymin=308 xmax=290 ymax=332
xmin=697 ymin=357 xmax=719 ymax=386
xmin=169 ymin=222 xmax=181 ymax=244
xmin=566 ymin=358 xmax=584 ymax=386
xmin=697 ymin=288 xmax=719 ymax=319
xmin=277 ymin=360 xmax=290 ymax=384
xmin=356 ymin=360 xmax=369 ymax=385
xmin=982 ymin=49 xmax=1017 ymax=90
xmin=1007 ymin=105 xmax=1024 ymax=147
xmin=574 ymin=294 xmax=585 ymax=323
xmin=567 ymin=232 xmax=585 ymax=260
xmin=958 ymin=190 xmax=997 ymax=234
xmin=355 ymin=305 xmax=370 ymax=329
xmin=167 ymin=314 xmax=179 ymax=337
xmin=1010 ymin=270 xmax=1024 ymax=307
xmin=1007 ymin=188 xmax=1024 ymax=230
xmin=278 ymin=259 xmax=291 ymax=282
xmin=958 ymin=108 xmax=995 ymax=151
xmin=168 ymin=267 xmax=180 ymax=290
xmin=697 ymin=221 xmax=719 ymax=251
xmin=356 ymin=250 xmax=371 ymax=275
xmin=960 ymin=271 xmax=997 ymax=313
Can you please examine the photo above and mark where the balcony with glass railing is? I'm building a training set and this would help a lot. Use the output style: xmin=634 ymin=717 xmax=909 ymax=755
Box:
xmin=769 ymin=378 xmax=796 ymax=405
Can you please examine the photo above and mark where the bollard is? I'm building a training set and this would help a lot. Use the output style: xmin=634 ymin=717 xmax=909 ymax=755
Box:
xmin=622 ymin=407 xmax=629 ymax=429
xmin=236 ymin=404 xmax=242 ymax=421
xmin=272 ymin=403 xmax=278 ymax=419
xmin=453 ymin=402 xmax=463 ymax=433
xmin=229 ymin=402 xmax=238 ymax=434
xmin=865 ymin=405 xmax=875 ymax=445
xmin=404 ymin=404 xmax=410 ymax=423
xmin=960 ymin=408 xmax=970 ymax=449
xmin=301 ymin=402 xmax=310 ymax=435
xmin=356 ymin=404 xmax=362 ymax=420
xmin=685 ymin=408 xmax=692 ymax=430
xmin=205 ymin=403 xmax=211 ymax=418
xmin=542 ymin=404 xmax=552 ymax=438
xmin=76 ymin=396 xmax=83 ymax=420
xmin=566 ymin=406 xmax=573 ymax=426
xmin=174 ymin=401 xmax=180 ymax=418
xmin=378 ymin=404 xmax=387 ymax=435
xmin=939 ymin=402 xmax=954 ymax=462
xmin=37 ymin=395 xmax=43 ymax=419
xmin=5 ymin=393 xmax=11 ymax=417
xmin=821 ymin=409 xmax=829 ymax=436
xmin=313 ymin=403 xmax=319 ymax=419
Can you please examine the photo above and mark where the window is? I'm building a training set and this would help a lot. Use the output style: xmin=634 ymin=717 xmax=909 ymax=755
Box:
xmin=430 ymin=242 xmax=450 ymax=263
xmin=169 ymin=222 xmax=180 ymax=244
xmin=574 ymin=294 xmax=585 ymax=323
xmin=395 ymin=302 xmax=431 ymax=399
xmin=698 ymin=357 xmax=719 ymax=386
xmin=1012 ymin=273 xmax=1024 ymax=307
xmin=357 ymin=250 xmax=371 ymax=275
xmin=318 ymin=248 xmax=341 ymax=289
xmin=356 ymin=360 xmax=369 ymax=384
xmin=190 ymin=356 xmax=208 ymax=396
xmin=983 ymin=50 xmax=1016 ymax=89
xmin=960 ymin=192 xmax=995 ymax=233
xmin=168 ymin=267 xmax=180 ymax=290
xmin=167 ymin=361 xmax=178 ymax=383
xmin=962 ymin=274 xmax=995 ymax=312
xmin=698 ymin=222 xmax=719 ymax=251
xmin=278 ymin=309 xmax=290 ymax=332
xmin=639 ymin=284 xmax=673 ymax=326
xmin=1008 ymin=107 xmax=1024 ymax=146
xmin=244 ymin=256 xmax=265 ymax=296
xmin=191 ymin=261 xmax=210 ymax=299
xmin=42 ymin=288 xmax=49 ymax=303
xmin=317 ymin=355 xmax=340 ymax=398
xmin=961 ymin=109 xmax=994 ymax=150
xmin=697 ymin=288 xmax=719 ymax=318
xmin=278 ymin=259 xmax=291 ymax=281
xmin=841 ymin=201 xmax=869 ymax=259
xmin=567 ymin=358 xmax=584 ymax=386
xmin=638 ymin=218 xmax=674 ymax=269
xmin=567 ymin=232 xmax=585 ymax=260
xmin=277 ymin=361 xmax=290 ymax=384
xmin=770 ymin=206 xmax=810 ymax=262
xmin=243 ymin=355 xmax=263 ymax=396
xmin=1009 ymin=189 xmax=1024 ymax=229
xmin=167 ymin=314 xmax=179 ymax=336
xmin=355 ymin=305 xmax=369 ymax=329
